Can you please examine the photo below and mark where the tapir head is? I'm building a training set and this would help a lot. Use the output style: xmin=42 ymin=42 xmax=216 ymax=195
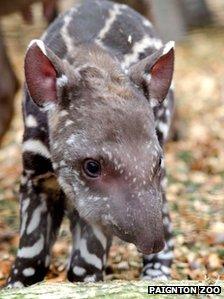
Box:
xmin=24 ymin=39 xmax=174 ymax=254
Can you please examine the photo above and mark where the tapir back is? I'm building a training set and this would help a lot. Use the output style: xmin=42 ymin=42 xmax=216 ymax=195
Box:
xmin=43 ymin=0 xmax=162 ymax=67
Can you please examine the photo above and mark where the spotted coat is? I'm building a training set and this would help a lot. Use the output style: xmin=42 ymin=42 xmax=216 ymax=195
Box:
xmin=7 ymin=0 xmax=174 ymax=287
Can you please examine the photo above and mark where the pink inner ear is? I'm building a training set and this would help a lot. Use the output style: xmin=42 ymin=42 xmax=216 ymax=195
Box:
xmin=150 ymin=48 xmax=174 ymax=103
xmin=25 ymin=43 xmax=57 ymax=107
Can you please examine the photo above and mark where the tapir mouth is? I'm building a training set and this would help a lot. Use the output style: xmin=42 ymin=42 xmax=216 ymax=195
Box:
xmin=110 ymin=223 xmax=165 ymax=255
xmin=136 ymin=239 xmax=165 ymax=255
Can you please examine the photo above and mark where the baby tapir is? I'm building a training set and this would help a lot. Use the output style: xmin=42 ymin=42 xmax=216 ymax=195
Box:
xmin=7 ymin=0 xmax=175 ymax=287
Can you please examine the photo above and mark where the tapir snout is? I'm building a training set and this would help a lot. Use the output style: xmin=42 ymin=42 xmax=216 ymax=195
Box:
xmin=106 ymin=189 xmax=165 ymax=255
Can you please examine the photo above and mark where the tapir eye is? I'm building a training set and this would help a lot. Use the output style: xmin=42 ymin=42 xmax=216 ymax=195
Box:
xmin=83 ymin=159 xmax=101 ymax=178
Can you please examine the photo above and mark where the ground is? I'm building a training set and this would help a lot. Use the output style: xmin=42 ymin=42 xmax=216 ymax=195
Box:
xmin=0 ymin=5 xmax=223 ymax=287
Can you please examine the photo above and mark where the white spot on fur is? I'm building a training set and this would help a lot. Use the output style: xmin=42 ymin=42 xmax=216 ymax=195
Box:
xmin=163 ymin=217 xmax=170 ymax=227
xmin=158 ymin=122 xmax=169 ymax=139
xmin=80 ymin=180 xmax=86 ymax=186
xmin=26 ymin=115 xmax=38 ymax=128
xmin=167 ymin=239 xmax=174 ymax=249
xmin=157 ymin=250 xmax=173 ymax=260
xmin=145 ymin=268 xmax=164 ymax=277
xmin=59 ymin=110 xmax=69 ymax=117
xmin=102 ymin=147 xmax=113 ymax=161
xmin=73 ymin=266 xmax=86 ymax=276
xmin=20 ymin=175 xmax=28 ymax=186
xmin=65 ymin=119 xmax=74 ymax=126
xmin=60 ymin=160 xmax=66 ymax=167
xmin=150 ymin=98 xmax=160 ymax=108
xmin=162 ymin=201 xmax=169 ymax=214
xmin=22 ymin=139 xmax=51 ymax=159
xmin=154 ymin=262 xmax=161 ymax=269
xmin=52 ymin=162 xmax=58 ymax=169
xmin=128 ymin=35 xmax=132 ymax=43
xmin=13 ymin=269 xmax=18 ymax=275
xmin=122 ymin=36 xmax=162 ymax=68
xmin=57 ymin=75 xmax=68 ymax=88
xmin=84 ymin=275 xmax=96 ymax=282
xmin=9 ymin=281 xmax=24 ymax=288
xmin=161 ymin=265 xmax=171 ymax=275
xmin=22 ymin=268 xmax=35 ymax=277
xmin=143 ymin=73 xmax=151 ymax=84
xmin=66 ymin=134 xmax=78 ymax=146
xmin=18 ymin=235 xmax=44 ymax=258
xmin=143 ymin=18 xmax=152 ymax=28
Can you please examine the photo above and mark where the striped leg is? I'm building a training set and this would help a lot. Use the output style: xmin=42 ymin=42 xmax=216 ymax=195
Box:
xmin=141 ymin=191 xmax=173 ymax=280
xmin=7 ymin=90 xmax=65 ymax=287
xmin=67 ymin=213 xmax=111 ymax=282
xmin=7 ymin=171 xmax=65 ymax=288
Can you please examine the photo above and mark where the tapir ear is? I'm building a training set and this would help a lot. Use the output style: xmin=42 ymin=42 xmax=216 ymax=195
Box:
xmin=129 ymin=41 xmax=175 ymax=106
xmin=25 ymin=39 xmax=67 ymax=108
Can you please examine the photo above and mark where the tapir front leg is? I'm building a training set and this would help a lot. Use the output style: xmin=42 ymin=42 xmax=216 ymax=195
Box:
xmin=7 ymin=171 xmax=65 ymax=288
xmin=7 ymin=92 xmax=65 ymax=287
xmin=67 ymin=213 xmax=111 ymax=283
